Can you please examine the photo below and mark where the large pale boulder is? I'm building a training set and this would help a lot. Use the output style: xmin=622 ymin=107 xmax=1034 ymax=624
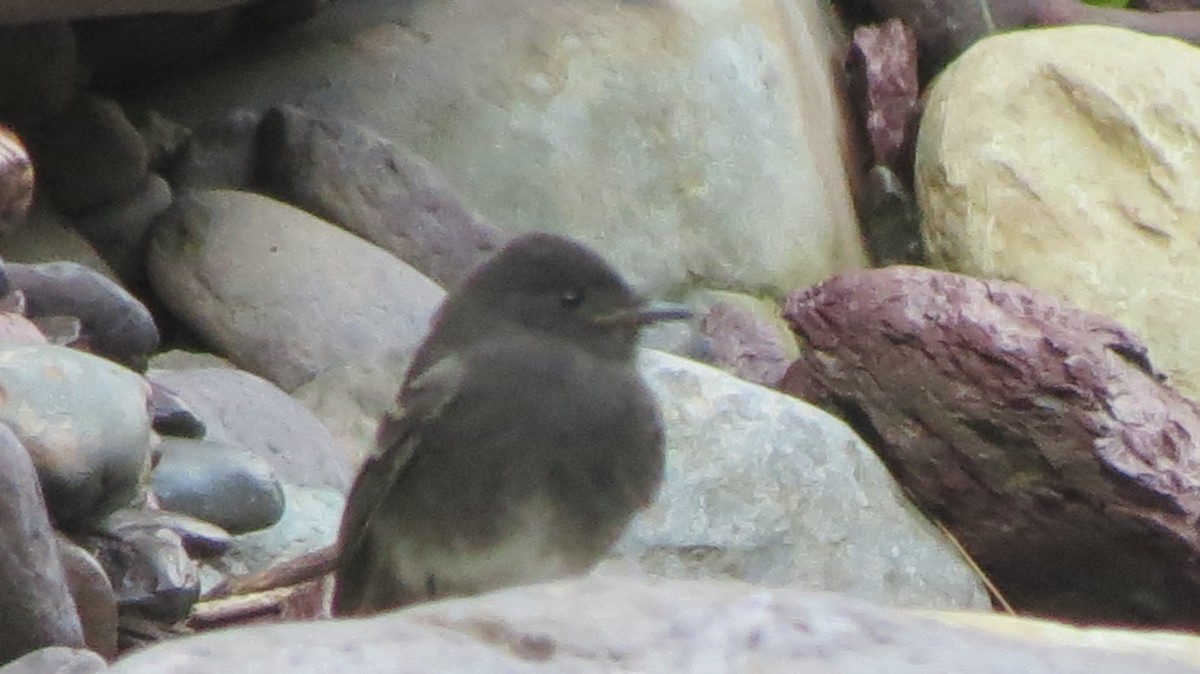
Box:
xmin=104 ymin=577 xmax=1200 ymax=674
xmin=917 ymin=25 xmax=1200 ymax=401
xmin=132 ymin=0 xmax=867 ymax=297
xmin=607 ymin=350 xmax=988 ymax=611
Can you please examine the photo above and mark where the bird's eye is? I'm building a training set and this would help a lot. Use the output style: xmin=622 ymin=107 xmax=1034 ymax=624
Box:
xmin=560 ymin=288 xmax=585 ymax=310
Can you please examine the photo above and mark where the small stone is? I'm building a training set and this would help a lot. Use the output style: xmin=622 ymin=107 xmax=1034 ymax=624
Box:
xmin=168 ymin=109 xmax=260 ymax=191
xmin=209 ymin=484 xmax=342 ymax=580
xmin=55 ymin=535 xmax=117 ymax=660
xmin=0 ymin=125 xmax=34 ymax=233
xmin=0 ymin=345 xmax=152 ymax=528
xmin=149 ymin=367 xmax=351 ymax=490
xmin=0 ymin=423 xmax=85 ymax=662
xmin=147 ymin=381 xmax=206 ymax=439
xmin=694 ymin=290 xmax=798 ymax=387
xmin=82 ymin=520 xmax=198 ymax=623
xmin=6 ymin=261 xmax=159 ymax=370
xmin=150 ymin=438 xmax=285 ymax=535
xmin=846 ymin=19 xmax=920 ymax=174
xmin=256 ymin=105 xmax=507 ymax=289
xmin=856 ymin=0 xmax=995 ymax=81
xmin=102 ymin=508 xmax=232 ymax=562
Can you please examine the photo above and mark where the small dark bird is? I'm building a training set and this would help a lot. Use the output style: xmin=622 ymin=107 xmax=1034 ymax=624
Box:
xmin=332 ymin=232 xmax=690 ymax=616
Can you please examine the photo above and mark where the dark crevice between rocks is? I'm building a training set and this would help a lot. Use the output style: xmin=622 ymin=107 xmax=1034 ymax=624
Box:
xmin=1106 ymin=341 xmax=1161 ymax=379
xmin=827 ymin=393 xmax=888 ymax=455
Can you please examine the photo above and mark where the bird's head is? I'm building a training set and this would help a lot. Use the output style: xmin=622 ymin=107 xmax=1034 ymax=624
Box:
xmin=433 ymin=233 xmax=690 ymax=362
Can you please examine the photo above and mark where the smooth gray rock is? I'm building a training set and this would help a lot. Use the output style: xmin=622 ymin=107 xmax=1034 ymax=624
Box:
xmin=256 ymin=105 xmax=506 ymax=289
xmin=201 ymin=484 xmax=342 ymax=592
xmin=150 ymin=438 xmax=285 ymax=535
xmin=6 ymin=261 xmax=159 ymax=370
xmin=0 ymin=647 xmax=105 ymax=674
xmin=147 ymin=189 xmax=444 ymax=392
xmin=0 ymin=345 xmax=151 ymax=528
xmin=598 ymin=350 xmax=989 ymax=611
xmin=103 ymin=577 xmax=1200 ymax=674
xmin=0 ymin=423 xmax=85 ymax=663
xmin=149 ymin=366 xmax=351 ymax=490
xmin=290 ymin=348 xmax=413 ymax=467
xmin=128 ymin=0 xmax=868 ymax=297
xmin=54 ymin=536 xmax=116 ymax=660
xmin=146 ymin=380 xmax=205 ymax=438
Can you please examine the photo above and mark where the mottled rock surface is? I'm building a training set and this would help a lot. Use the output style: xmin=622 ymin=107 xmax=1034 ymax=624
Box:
xmin=847 ymin=19 xmax=920 ymax=175
xmin=780 ymin=266 xmax=1200 ymax=629
xmin=694 ymin=291 xmax=798 ymax=387
xmin=604 ymin=349 xmax=987 ymax=610
xmin=0 ymin=345 xmax=151 ymax=528
xmin=917 ymin=25 xmax=1200 ymax=403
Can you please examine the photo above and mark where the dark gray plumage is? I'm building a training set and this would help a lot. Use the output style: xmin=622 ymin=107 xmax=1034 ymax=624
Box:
xmin=332 ymin=232 xmax=688 ymax=616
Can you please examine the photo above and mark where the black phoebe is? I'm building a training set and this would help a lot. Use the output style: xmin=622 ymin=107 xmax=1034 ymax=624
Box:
xmin=332 ymin=232 xmax=690 ymax=616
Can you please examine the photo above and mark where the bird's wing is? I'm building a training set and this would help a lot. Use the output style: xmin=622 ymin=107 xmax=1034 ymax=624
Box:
xmin=332 ymin=355 xmax=465 ymax=614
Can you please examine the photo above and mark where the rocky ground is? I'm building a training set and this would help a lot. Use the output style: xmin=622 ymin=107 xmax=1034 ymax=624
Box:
xmin=2 ymin=0 xmax=1200 ymax=672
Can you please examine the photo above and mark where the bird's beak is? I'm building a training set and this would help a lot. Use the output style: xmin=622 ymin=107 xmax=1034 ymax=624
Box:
xmin=594 ymin=301 xmax=691 ymax=327
xmin=634 ymin=301 xmax=692 ymax=325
